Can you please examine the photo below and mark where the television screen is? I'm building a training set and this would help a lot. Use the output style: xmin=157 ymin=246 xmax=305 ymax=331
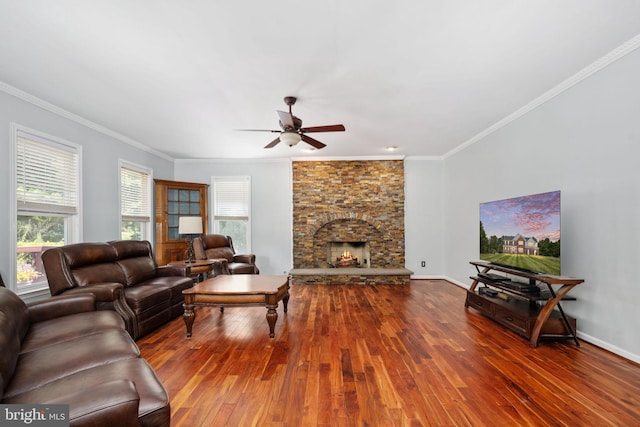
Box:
xmin=479 ymin=190 xmax=560 ymax=275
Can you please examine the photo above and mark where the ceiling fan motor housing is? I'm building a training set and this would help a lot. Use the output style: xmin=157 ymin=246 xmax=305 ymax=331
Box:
xmin=280 ymin=116 xmax=303 ymax=131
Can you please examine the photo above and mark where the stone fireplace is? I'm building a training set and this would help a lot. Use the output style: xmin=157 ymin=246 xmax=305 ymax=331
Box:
xmin=290 ymin=160 xmax=411 ymax=284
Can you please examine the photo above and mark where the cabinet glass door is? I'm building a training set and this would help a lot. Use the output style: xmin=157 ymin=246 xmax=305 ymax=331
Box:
xmin=167 ymin=188 xmax=201 ymax=240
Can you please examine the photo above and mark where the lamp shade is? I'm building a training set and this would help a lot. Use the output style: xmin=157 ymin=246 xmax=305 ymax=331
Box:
xmin=178 ymin=216 xmax=203 ymax=235
xmin=280 ymin=131 xmax=301 ymax=147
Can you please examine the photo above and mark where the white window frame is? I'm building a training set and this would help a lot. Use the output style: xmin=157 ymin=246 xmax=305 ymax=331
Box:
xmin=10 ymin=123 xmax=82 ymax=296
xmin=211 ymin=176 xmax=251 ymax=252
xmin=118 ymin=160 xmax=152 ymax=242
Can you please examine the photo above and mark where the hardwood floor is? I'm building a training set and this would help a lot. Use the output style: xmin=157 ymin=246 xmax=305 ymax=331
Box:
xmin=138 ymin=280 xmax=640 ymax=426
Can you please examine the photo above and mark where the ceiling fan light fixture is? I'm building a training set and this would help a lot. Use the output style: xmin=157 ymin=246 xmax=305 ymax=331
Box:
xmin=281 ymin=131 xmax=301 ymax=147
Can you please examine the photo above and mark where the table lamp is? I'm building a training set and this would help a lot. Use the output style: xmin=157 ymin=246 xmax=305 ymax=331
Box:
xmin=178 ymin=216 xmax=203 ymax=263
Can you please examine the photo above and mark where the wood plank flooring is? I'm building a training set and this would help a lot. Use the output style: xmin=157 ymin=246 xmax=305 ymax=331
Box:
xmin=137 ymin=279 xmax=640 ymax=426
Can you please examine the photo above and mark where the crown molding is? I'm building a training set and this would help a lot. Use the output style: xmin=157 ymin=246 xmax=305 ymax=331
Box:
xmin=174 ymin=157 xmax=290 ymax=164
xmin=444 ymin=33 xmax=640 ymax=159
xmin=405 ymin=155 xmax=444 ymax=161
xmin=0 ymin=80 xmax=174 ymax=162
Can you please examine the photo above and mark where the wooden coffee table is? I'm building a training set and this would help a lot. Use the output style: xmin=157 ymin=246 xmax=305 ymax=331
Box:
xmin=182 ymin=275 xmax=290 ymax=338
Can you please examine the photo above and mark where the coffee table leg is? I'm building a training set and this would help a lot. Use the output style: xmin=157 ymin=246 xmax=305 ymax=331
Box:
xmin=266 ymin=304 xmax=278 ymax=338
xmin=283 ymin=291 xmax=290 ymax=313
xmin=183 ymin=303 xmax=196 ymax=338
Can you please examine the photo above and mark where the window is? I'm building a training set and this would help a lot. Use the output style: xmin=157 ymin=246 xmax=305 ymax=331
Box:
xmin=120 ymin=161 xmax=152 ymax=240
xmin=212 ymin=176 xmax=251 ymax=253
xmin=13 ymin=125 xmax=81 ymax=294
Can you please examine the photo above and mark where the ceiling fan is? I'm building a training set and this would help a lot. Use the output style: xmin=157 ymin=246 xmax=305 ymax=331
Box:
xmin=239 ymin=96 xmax=345 ymax=149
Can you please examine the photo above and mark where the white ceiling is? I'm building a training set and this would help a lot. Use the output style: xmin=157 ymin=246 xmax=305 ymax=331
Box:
xmin=1 ymin=1 xmax=640 ymax=160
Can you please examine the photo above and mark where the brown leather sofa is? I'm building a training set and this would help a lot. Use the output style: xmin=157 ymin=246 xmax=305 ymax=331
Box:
xmin=0 ymin=287 xmax=170 ymax=426
xmin=42 ymin=240 xmax=193 ymax=339
xmin=193 ymin=234 xmax=260 ymax=274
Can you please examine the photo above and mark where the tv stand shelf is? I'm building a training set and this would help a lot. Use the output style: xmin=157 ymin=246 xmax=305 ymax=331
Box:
xmin=465 ymin=261 xmax=584 ymax=347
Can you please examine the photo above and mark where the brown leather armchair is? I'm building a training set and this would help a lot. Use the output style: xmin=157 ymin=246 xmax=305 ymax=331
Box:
xmin=193 ymin=234 xmax=259 ymax=274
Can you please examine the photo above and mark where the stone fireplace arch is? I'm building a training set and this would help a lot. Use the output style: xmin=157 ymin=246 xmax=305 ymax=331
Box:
xmin=308 ymin=217 xmax=393 ymax=268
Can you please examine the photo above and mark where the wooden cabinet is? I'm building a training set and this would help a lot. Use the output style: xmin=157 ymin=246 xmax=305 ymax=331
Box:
xmin=465 ymin=261 xmax=583 ymax=347
xmin=154 ymin=179 xmax=209 ymax=266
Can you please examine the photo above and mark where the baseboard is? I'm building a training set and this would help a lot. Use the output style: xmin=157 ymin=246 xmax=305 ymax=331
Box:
xmin=410 ymin=274 xmax=451 ymax=280
xmin=576 ymin=331 xmax=640 ymax=365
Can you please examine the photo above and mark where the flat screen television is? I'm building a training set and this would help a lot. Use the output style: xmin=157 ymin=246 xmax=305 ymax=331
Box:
xmin=479 ymin=190 xmax=560 ymax=276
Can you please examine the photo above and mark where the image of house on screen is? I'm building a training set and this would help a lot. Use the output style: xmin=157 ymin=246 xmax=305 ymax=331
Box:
xmin=502 ymin=234 xmax=539 ymax=255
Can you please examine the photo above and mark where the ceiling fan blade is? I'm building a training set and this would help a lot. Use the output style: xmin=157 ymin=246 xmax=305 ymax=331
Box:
xmin=235 ymin=129 xmax=280 ymax=133
xmin=300 ymin=124 xmax=345 ymax=133
xmin=301 ymin=134 xmax=326 ymax=149
xmin=277 ymin=110 xmax=295 ymax=129
xmin=264 ymin=136 xmax=281 ymax=149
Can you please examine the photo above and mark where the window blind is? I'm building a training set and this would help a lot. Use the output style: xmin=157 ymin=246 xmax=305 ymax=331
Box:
xmin=120 ymin=166 xmax=151 ymax=222
xmin=213 ymin=177 xmax=250 ymax=219
xmin=15 ymin=131 xmax=79 ymax=214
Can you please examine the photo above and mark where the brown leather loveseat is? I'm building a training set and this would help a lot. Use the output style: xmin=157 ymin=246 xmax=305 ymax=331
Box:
xmin=42 ymin=240 xmax=193 ymax=339
xmin=193 ymin=234 xmax=260 ymax=274
xmin=0 ymin=287 xmax=170 ymax=426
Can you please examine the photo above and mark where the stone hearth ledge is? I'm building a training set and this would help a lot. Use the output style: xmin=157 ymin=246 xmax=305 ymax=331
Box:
xmin=289 ymin=268 xmax=413 ymax=285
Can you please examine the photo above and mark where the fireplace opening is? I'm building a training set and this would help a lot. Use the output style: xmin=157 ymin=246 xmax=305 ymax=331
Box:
xmin=327 ymin=242 xmax=370 ymax=268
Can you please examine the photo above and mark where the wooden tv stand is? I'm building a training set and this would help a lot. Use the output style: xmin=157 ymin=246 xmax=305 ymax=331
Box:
xmin=465 ymin=261 xmax=584 ymax=347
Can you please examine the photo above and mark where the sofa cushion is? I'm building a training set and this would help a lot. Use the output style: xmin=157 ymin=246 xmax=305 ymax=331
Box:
xmin=45 ymin=379 xmax=141 ymax=427
xmin=123 ymin=286 xmax=171 ymax=316
xmin=20 ymin=310 xmax=125 ymax=353
xmin=117 ymin=257 xmax=158 ymax=287
xmin=205 ymin=247 xmax=235 ymax=262
xmin=62 ymin=242 xmax=118 ymax=268
xmin=110 ymin=240 xmax=158 ymax=286
xmin=0 ymin=311 xmax=20 ymax=397
xmin=42 ymin=243 xmax=122 ymax=295
xmin=199 ymin=234 xmax=235 ymax=262
xmin=139 ymin=276 xmax=193 ymax=299
xmin=228 ymin=262 xmax=258 ymax=275
xmin=201 ymin=234 xmax=229 ymax=249
xmin=3 ymin=329 xmax=139 ymax=399
xmin=2 ymin=358 xmax=170 ymax=427
xmin=72 ymin=263 xmax=126 ymax=288
xmin=0 ymin=286 xmax=30 ymax=342
xmin=109 ymin=240 xmax=152 ymax=260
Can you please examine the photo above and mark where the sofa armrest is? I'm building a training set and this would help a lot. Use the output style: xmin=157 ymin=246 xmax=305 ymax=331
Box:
xmin=44 ymin=379 xmax=140 ymax=427
xmin=156 ymin=265 xmax=189 ymax=277
xmin=62 ymin=282 xmax=124 ymax=303
xmin=61 ymin=283 xmax=137 ymax=338
xmin=27 ymin=293 xmax=97 ymax=324
xmin=233 ymin=254 xmax=256 ymax=264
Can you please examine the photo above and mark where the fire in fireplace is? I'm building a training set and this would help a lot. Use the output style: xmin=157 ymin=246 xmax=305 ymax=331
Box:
xmin=327 ymin=242 xmax=370 ymax=268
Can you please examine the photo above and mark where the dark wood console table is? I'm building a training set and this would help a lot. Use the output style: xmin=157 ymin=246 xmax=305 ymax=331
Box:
xmin=465 ymin=261 xmax=584 ymax=347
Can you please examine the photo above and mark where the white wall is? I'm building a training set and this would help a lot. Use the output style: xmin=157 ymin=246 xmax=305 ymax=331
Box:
xmin=175 ymin=158 xmax=447 ymax=278
xmin=174 ymin=159 xmax=293 ymax=275
xmin=405 ymin=158 xmax=445 ymax=277
xmin=443 ymin=47 xmax=640 ymax=362
xmin=0 ymin=88 xmax=175 ymax=289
